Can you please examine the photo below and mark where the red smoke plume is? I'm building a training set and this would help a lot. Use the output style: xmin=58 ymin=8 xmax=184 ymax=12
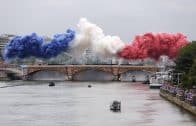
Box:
xmin=118 ymin=33 xmax=189 ymax=60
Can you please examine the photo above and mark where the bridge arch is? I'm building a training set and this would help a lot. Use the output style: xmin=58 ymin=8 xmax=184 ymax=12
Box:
xmin=73 ymin=68 xmax=114 ymax=81
xmin=27 ymin=70 xmax=68 ymax=80
xmin=0 ymin=69 xmax=22 ymax=80
xmin=0 ymin=68 xmax=22 ymax=75
xmin=26 ymin=67 xmax=68 ymax=76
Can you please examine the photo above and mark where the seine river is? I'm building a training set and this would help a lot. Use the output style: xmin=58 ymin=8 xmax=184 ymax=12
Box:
xmin=0 ymin=81 xmax=195 ymax=126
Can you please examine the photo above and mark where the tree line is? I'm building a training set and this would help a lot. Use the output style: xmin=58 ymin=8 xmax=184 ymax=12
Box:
xmin=174 ymin=41 xmax=196 ymax=88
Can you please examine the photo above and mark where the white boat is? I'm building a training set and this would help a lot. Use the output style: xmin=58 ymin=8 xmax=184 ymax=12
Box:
xmin=149 ymin=72 xmax=170 ymax=88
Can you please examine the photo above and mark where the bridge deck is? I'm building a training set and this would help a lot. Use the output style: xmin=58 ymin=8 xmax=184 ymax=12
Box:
xmin=25 ymin=65 xmax=158 ymax=68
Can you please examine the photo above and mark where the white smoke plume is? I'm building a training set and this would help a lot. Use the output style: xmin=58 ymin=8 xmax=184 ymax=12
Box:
xmin=70 ymin=18 xmax=125 ymax=58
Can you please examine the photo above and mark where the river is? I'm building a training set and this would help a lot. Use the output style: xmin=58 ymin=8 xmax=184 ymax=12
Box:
xmin=0 ymin=81 xmax=195 ymax=126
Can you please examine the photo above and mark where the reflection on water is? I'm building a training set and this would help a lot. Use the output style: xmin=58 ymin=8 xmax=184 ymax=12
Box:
xmin=0 ymin=81 xmax=195 ymax=126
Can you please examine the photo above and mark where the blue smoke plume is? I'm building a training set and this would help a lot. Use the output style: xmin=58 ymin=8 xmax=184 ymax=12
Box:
xmin=3 ymin=29 xmax=75 ymax=59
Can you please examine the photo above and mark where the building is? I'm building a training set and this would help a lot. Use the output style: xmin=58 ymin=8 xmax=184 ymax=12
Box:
xmin=0 ymin=34 xmax=15 ymax=61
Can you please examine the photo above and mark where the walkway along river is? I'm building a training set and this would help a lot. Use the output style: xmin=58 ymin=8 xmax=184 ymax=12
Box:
xmin=0 ymin=81 xmax=195 ymax=126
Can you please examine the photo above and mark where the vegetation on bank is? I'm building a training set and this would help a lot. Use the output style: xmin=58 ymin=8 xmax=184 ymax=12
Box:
xmin=174 ymin=41 xmax=196 ymax=88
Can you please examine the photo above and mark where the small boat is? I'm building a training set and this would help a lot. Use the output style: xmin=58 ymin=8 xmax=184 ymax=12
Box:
xmin=88 ymin=85 xmax=92 ymax=88
xmin=48 ymin=82 xmax=55 ymax=87
xmin=110 ymin=100 xmax=121 ymax=111
xmin=132 ymin=75 xmax=136 ymax=82
xmin=143 ymin=75 xmax=150 ymax=84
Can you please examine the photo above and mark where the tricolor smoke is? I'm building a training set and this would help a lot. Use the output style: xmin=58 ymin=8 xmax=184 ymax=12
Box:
xmin=70 ymin=18 xmax=125 ymax=57
xmin=3 ymin=18 xmax=189 ymax=60
xmin=4 ymin=29 xmax=75 ymax=59
xmin=118 ymin=32 xmax=189 ymax=60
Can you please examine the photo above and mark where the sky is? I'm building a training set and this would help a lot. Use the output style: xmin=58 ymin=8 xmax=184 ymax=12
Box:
xmin=0 ymin=0 xmax=196 ymax=41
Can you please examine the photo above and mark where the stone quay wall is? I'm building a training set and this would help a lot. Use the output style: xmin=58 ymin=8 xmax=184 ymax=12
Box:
xmin=160 ymin=90 xmax=196 ymax=116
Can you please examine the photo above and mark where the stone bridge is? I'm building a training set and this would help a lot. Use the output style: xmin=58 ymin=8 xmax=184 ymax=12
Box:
xmin=22 ymin=65 xmax=160 ymax=81
xmin=0 ymin=64 xmax=23 ymax=80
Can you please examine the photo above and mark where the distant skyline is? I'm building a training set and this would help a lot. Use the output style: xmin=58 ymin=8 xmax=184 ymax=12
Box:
xmin=0 ymin=0 xmax=196 ymax=41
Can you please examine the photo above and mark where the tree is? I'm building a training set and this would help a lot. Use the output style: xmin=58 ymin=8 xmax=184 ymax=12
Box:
xmin=188 ymin=60 xmax=196 ymax=88
xmin=174 ymin=41 xmax=196 ymax=73
xmin=174 ymin=41 xmax=196 ymax=88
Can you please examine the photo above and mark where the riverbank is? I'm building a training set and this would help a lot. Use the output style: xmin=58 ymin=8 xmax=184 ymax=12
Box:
xmin=160 ymin=90 xmax=196 ymax=116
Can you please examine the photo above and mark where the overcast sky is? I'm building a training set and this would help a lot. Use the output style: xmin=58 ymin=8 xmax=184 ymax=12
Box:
xmin=0 ymin=0 xmax=196 ymax=41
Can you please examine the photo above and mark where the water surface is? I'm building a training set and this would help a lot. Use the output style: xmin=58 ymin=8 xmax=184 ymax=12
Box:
xmin=0 ymin=81 xmax=195 ymax=126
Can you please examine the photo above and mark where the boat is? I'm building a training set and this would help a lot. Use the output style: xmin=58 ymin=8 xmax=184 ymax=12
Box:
xmin=149 ymin=77 xmax=163 ymax=88
xmin=48 ymin=82 xmax=55 ymax=87
xmin=149 ymin=72 xmax=170 ymax=88
xmin=110 ymin=100 xmax=121 ymax=112
xmin=131 ymin=75 xmax=136 ymax=82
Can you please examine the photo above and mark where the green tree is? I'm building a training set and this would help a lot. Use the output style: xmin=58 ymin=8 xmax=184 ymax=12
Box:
xmin=174 ymin=41 xmax=196 ymax=73
xmin=188 ymin=60 xmax=196 ymax=88
xmin=174 ymin=41 xmax=196 ymax=88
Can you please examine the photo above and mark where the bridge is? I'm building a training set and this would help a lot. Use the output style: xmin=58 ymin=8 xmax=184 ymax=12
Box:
xmin=21 ymin=65 xmax=160 ymax=81
xmin=0 ymin=64 xmax=23 ymax=80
